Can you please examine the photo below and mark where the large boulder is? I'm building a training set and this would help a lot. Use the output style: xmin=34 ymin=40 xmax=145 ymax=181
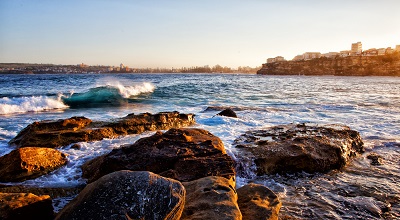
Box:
xmin=55 ymin=171 xmax=185 ymax=220
xmin=217 ymin=108 xmax=238 ymax=118
xmin=181 ymin=176 xmax=242 ymax=220
xmin=0 ymin=147 xmax=68 ymax=182
xmin=233 ymin=124 xmax=364 ymax=176
xmin=0 ymin=192 xmax=54 ymax=220
xmin=237 ymin=183 xmax=281 ymax=220
xmin=9 ymin=111 xmax=195 ymax=148
xmin=82 ymin=128 xmax=236 ymax=183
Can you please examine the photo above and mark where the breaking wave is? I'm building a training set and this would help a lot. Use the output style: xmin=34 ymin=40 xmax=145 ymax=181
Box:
xmin=61 ymin=82 xmax=155 ymax=108
xmin=0 ymin=96 xmax=68 ymax=115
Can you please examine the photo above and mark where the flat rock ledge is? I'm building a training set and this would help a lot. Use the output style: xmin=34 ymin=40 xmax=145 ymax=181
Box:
xmin=55 ymin=171 xmax=185 ymax=220
xmin=233 ymin=124 xmax=364 ymax=176
xmin=0 ymin=147 xmax=68 ymax=182
xmin=82 ymin=128 xmax=236 ymax=183
xmin=9 ymin=111 xmax=195 ymax=148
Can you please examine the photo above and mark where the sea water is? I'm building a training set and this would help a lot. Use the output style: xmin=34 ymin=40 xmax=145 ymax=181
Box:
xmin=0 ymin=73 xmax=399 ymax=219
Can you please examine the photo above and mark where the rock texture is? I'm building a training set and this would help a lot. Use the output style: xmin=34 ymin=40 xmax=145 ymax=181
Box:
xmin=181 ymin=176 xmax=242 ymax=220
xmin=56 ymin=171 xmax=185 ymax=220
xmin=0 ymin=147 xmax=68 ymax=182
xmin=233 ymin=124 xmax=364 ymax=176
xmin=82 ymin=128 xmax=236 ymax=183
xmin=9 ymin=111 xmax=195 ymax=148
xmin=237 ymin=183 xmax=281 ymax=220
xmin=257 ymin=53 xmax=400 ymax=76
xmin=0 ymin=192 xmax=54 ymax=220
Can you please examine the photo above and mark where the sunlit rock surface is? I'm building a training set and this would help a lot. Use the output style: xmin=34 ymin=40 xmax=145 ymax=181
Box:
xmin=82 ymin=128 xmax=236 ymax=183
xmin=9 ymin=111 xmax=195 ymax=148
xmin=237 ymin=183 xmax=281 ymax=220
xmin=0 ymin=147 xmax=68 ymax=182
xmin=0 ymin=192 xmax=54 ymax=220
xmin=181 ymin=176 xmax=241 ymax=220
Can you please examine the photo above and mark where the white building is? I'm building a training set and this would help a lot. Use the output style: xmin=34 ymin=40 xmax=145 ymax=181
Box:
xmin=303 ymin=52 xmax=321 ymax=60
xmin=351 ymin=42 xmax=362 ymax=55
xmin=322 ymin=52 xmax=339 ymax=58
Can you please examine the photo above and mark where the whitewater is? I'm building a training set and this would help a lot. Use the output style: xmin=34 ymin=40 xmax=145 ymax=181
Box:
xmin=0 ymin=73 xmax=399 ymax=219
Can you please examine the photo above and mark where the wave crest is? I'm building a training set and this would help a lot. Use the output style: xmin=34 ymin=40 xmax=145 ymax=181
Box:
xmin=62 ymin=82 xmax=155 ymax=108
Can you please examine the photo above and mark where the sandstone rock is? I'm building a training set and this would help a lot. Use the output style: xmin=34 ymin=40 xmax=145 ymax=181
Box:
xmin=233 ymin=124 xmax=364 ymax=175
xmin=0 ymin=147 xmax=68 ymax=182
xmin=9 ymin=111 xmax=195 ymax=148
xmin=217 ymin=108 xmax=238 ymax=118
xmin=181 ymin=176 xmax=241 ymax=220
xmin=56 ymin=170 xmax=185 ymax=220
xmin=82 ymin=128 xmax=236 ymax=183
xmin=237 ymin=183 xmax=281 ymax=220
xmin=0 ymin=192 xmax=54 ymax=220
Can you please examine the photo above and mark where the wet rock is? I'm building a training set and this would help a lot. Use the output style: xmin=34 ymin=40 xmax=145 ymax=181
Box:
xmin=181 ymin=176 xmax=241 ymax=220
xmin=217 ymin=108 xmax=238 ymax=118
xmin=237 ymin=183 xmax=281 ymax=220
xmin=55 ymin=170 xmax=185 ymax=220
xmin=0 ymin=192 xmax=54 ymax=220
xmin=9 ymin=111 xmax=195 ymax=148
xmin=0 ymin=185 xmax=84 ymax=199
xmin=0 ymin=147 xmax=68 ymax=182
xmin=367 ymin=153 xmax=384 ymax=166
xmin=70 ymin=144 xmax=81 ymax=150
xmin=82 ymin=128 xmax=236 ymax=183
xmin=233 ymin=124 xmax=364 ymax=175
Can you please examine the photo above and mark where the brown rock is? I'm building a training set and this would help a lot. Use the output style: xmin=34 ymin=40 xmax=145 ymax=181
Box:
xmin=9 ymin=111 xmax=195 ymax=148
xmin=56 ymin=171 xmax=185 ymax=220
xmin=217 ymin=108 xmax=238 ymax=118
xmin=0 ymin=192 xmax=54 ymax=220
xmin=234 ymin=124 xmax=364 ymax=175
xmin=0 ymin=147 xmax=68 ymax=182
xmin=367 ymin=153 xmax=384 ymax=165
xmin=181 ymin=176 xmax=242 ymax=220
xmin=237 ymin=183 xmax=281 ymax=220
xmin=82 ymin=128 xmax=236 ymax=183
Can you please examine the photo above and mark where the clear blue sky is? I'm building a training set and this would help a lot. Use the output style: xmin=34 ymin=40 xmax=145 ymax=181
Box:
xmin=1 ymin=0 xmax=399 ymax=68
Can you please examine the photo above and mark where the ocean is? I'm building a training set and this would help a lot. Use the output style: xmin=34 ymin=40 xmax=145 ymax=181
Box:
xmin=0 ymin=73 xmax=399 ymax=219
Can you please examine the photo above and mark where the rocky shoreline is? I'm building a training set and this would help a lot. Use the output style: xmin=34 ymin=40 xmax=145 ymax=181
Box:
xmin=0 ymin=110 xmax=370 ymax=219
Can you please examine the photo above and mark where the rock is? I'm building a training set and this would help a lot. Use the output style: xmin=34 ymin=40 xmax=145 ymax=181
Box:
xmin=237 ymin=183 xmax=281 ymax=220
xmin=181 ymin=176 xmax=241 ymax=220
xmin=0 ymin=185 xmax=84 ymax=199
xmin=0 ymin=192 xmax=54 ymax=220
xmin=55 ymin=170 xmax=185 ymax=220
xmin=0 ymin=147 xmax=68 ymax=182
xmin=9 ymin=111 xmax=195 ymax=148
xmin=82 ymin=128 xmax=236 ymax=183
xmin=367 ymin=153 xmax=384 ymax=165
xmin=233 ymin=124 xmax=364 ymax=175
xmin=217 ymin=108 xmax=238 ymax=118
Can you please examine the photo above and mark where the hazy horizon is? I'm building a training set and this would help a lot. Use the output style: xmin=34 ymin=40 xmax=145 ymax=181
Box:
xmin=1 ymin=0 xmax=399 ymax=68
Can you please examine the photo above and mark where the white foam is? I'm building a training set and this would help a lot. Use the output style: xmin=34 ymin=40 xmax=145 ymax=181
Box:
xmin=0 ymin=96 xmax=68 ymax=115
xmin=95 ymin=79 xmax=155 ymax=98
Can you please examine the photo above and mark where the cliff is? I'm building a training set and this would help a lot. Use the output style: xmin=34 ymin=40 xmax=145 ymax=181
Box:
xmin=257 ymin=52 xmax=400 ymax=76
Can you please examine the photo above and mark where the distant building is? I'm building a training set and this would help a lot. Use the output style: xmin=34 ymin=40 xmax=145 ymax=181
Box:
xmin=386 ymin=47 xmax=394 ymax=54
xmin=396 ymin=45 xmax=400 ymax=52
xmin=351 ymin=42 xmax=362 ymax=55
xmin=303 ymin=52 xmax=321 ymax=60
xmin=363 ymin=48 xmax=378 ymax=56
xmin=377 ymin=48 xmax=386 ymax=55
xmin=339 ymin=50 xmax=351 ymax=57
xmin=322 ymin=52 xmax=339 ymax=58
xmin=267 ymin=56 xmax=286 ymax=63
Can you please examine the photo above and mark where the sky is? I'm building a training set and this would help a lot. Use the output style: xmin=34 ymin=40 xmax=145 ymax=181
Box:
xmin=0 ymin=0 xmax=399 ymax=68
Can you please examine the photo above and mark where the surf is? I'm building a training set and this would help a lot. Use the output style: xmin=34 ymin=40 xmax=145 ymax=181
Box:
xmin=0 ymin=96 xmax=68 ymax=115
xmin=61 ymin=82 xmax=155 ymax=108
